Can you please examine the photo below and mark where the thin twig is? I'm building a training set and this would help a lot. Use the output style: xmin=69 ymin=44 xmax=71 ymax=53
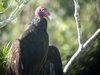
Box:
xmin=0 ymin=0 xmax=30 ymax=28
xmin=74 ymin=0 xmax=83 ymax=46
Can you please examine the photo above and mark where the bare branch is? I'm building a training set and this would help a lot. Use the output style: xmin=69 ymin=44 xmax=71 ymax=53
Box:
xmin=0 ymin=0 xmax=30 ymax=28
xmin=63 ymin=28 xmax=100 ymax=73
xmin=74 ymin=0 xmax=83 ymax=46
xmin=83 ymin=28 xmax=100 ymax=48
xmin=63 ymin=0 xmax=83 ymax=73
xmin=63 ymin=45 xmax=82 ymax=73
xmin=63 ymin=0 xmax=100 ymax=73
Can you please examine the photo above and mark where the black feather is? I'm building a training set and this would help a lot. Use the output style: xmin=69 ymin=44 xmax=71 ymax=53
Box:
xmin=6 ymin=16 xmax=49 ymax=75
xmin=40 ymin=46 xmax=63 ymax=75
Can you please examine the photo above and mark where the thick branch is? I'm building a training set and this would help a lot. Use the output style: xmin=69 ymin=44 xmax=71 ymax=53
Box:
xmin=0 ymin=0 xmax=30 ymax=28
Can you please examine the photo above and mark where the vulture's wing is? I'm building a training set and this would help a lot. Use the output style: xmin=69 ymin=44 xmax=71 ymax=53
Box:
xmin=6 ymin=39 xmax=22 ymax=75
xmin=41 ymin=46 xmax=63 ymax=75
xmin=48 ymin=46 xmax=63 ymax=75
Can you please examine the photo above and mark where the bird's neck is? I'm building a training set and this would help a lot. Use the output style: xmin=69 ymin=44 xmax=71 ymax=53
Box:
xmin=25 ymin=16 xmax=47 ymax=33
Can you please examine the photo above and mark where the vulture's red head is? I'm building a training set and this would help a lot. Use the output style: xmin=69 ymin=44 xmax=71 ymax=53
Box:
xmin=35 ymin=6 xmax=50 ymax=19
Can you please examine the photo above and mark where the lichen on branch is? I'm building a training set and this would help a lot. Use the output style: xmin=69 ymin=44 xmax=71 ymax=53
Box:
xmin=0 ymin=0 xmax=30 ymax=28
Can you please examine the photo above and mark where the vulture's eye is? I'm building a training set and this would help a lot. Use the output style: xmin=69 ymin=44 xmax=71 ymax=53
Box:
xmin=41 ymin=8 xmax=46 ymax=12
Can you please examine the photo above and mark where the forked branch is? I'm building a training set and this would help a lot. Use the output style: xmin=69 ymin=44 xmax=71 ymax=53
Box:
xmin=63 ymin=0 xmax=100 ymax=73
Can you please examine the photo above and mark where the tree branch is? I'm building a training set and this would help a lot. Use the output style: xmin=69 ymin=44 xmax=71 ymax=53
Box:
xmin=63 ymin=0 xmax=100 ymax=73
xmin=83 ymin=28 xmax=100 ymax=48
xmin=0 ymin=0 xmax=30 ymax=28
xmin=63 ymin=0 xmax=83 ymax=73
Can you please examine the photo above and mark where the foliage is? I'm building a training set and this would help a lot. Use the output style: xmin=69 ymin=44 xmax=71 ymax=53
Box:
xmin=0 ymin=42 xmax=10 ymax=75
xmin=0 ymin=0 xmax=9 ymax=12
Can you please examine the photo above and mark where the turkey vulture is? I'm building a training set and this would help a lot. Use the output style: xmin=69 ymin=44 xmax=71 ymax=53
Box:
xmin=40 ymin=46 xmax=63 ymax=75
xmin=6 ymin=6 xmax=50 ymax=75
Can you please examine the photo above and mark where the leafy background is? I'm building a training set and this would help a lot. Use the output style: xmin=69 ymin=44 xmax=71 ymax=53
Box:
xmin=0 ymin=0 xmax=99 ymax=75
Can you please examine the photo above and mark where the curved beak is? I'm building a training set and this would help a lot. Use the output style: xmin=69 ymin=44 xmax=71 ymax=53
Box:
xmin=44 ymin=9 xmax=52 ymax=20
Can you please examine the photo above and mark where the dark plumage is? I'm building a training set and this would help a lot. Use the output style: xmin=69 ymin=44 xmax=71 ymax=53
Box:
xmin=20 ymin=16 xmax=49 ymax=75
xmin=6 ymin=6 xmax=50 ymax=75
xmin=40 ymin=46 xmax=63 ymax=75
xmin=6 ymin=6 xmax=63 ymax=75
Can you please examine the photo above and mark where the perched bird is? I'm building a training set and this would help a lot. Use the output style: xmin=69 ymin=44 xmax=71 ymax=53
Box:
xmin=40 ymin=46 xmax=63 ymax=75
xmin=6 ymin=6 xmax=50 ymax=75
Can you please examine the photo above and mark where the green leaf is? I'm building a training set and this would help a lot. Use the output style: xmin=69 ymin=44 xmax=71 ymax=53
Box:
xmin=0 ymin=1 xmax=5 ymax=12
